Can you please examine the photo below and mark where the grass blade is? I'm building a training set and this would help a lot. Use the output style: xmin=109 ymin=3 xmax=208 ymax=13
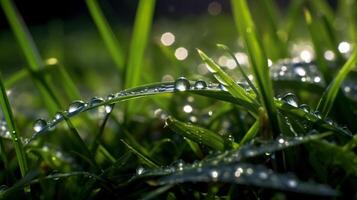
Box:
xmin=230 ymin=0 xmax=280 ymax=138
xmin=124 ymin=0 xmax=155 ymax=88
xmin=304 ymin=9 xmax=331 ymax=82
xmin=158 ymin=162 xmax=336 ymax=196
xmin=166 ymin=116 xmax=237 ymax=150
xmin=124 ymin=0 xmax=156 ymax=114
xmin=239 ymin=120 xmax=259 ymax=146
xmin=121 ymin=139 xmax=159 ymax=168
xmin=317 ymin=49 xmax=357 ymax=118
xmin=0 ymin=74 xmax=28 ymax=177
xmin=86 ymin=0 xmax=124 ymax=72
xmin=197 ymin=49 xmax=257 ymax=109
xmin=216 ymin=44 xmax=259 ymax=98
xmin=0 ymin=0 xmax=61 ymax=114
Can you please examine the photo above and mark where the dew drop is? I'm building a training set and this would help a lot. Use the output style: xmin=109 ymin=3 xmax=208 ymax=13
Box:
xmin=194 ymin=80 xmax=207 ymax=89
xmin=68 ymin=100 xmax=86 ymax=114
xmin=174 ymin=77 xmax=190 ymax=91
xmin=281 ymin=93 xmax=298 ymax=107
xmin=33 ymin=119 xmax=47 ymax=133
xmin=299 ymin=104 xmax=310 ymax=113
xmin=136 ymin=167 xmax=145 ymax=175
xmin=54 ymin=112 xmax=63 ymax=120
xmin=89 ymin=97 xmax=104 ymax=107
xmin=105 ymin=104 xmax=114 ymax=114
xmin=287 ymin=179 xmax=298 ymax=187
xmin=211 ymin=170 xmax=219 ymax=179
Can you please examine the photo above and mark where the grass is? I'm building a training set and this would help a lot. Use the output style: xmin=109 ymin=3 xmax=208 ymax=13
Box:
xmin=0 ymin=0 xmax=357 ymax=199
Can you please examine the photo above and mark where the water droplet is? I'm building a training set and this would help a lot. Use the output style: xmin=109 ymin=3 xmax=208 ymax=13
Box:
xmin=194 ymin=80 xmax=207 ymax=89
xmin=89 ymin=97 xmax=104 ymax=107
xmin=281 ymin=93 xmax=298 ymax=107
xmin=105 ymin=104 xmax=114 ymax=114
xmin=219 ymin=84 xmax=228 ymax=91
xmin=211 ymin=170 xmax=219 ymax=179
xmin=106 ymin=94 xmax=115 ymax=101
xmin=299 ymin=104 xmax=310 ymax=113
xmin=68 ymin=100 xmax=86 ymax=114
xmin=54 ymin=112 xmax=63 ymax=120
xmin=313 ymin=111 xmax=322 ymax=119
xmin=174 ymin=77 xmax=190 ymax=91
xmin=136 ymin=167 xmax=145 ymax=175
xmin=33 ymin=119 xmax=47 ymax=133
xmin=287 ymin=179 xmax=298 ymax=187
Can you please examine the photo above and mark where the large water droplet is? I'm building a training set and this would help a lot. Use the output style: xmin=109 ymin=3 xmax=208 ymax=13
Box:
xmin=174 ymin=77 xmax=190 ymax=91
xmin=194 ymin=80 xmax=207 ymax=89
xmin=89 ymin=97 xmax=104 ymax=107
xmin=68 ymin=100 xmax=86 ymax=114
xmin=281 ymin=93 xmax=298 ymax=107
xmin=33 ymin=119 xmax=47 ymax=133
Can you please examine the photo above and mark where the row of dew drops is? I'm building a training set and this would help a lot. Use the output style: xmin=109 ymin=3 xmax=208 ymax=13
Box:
xmin=0 ymin=60 xmax=347 ymax=139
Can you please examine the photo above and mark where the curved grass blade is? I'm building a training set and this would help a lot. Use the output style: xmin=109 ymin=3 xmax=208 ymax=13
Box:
xmin=317 ymin=49 xmax=357 ymax=118
xmin=158 ymin=162 xmax=336 ymax=196
xmin=202 ymin=132 xmax=331 ymax=165
xmin=166 ymin=116 xmax=237 ymax=151
xmin=239 ymin=120 xmax=259 ymax=146
xmin=197 ymin=49 xmax=255 ymax=105
xmin=28 ymin=81 xmax=350 ymax=141
xmin=125 ymin=0 xmax=156 ymax=114
xmin=230 ymin=0 xmax=280 ymax=138
xmin=133 ymin=132 xmax=331 ymax=183
xmin=216 ymin=44 xmax=259 ymax=98
xmin=0 ymin=74 xmax=28 ymax=177
xmin=86 ymin=0 xmax=124 ymax=72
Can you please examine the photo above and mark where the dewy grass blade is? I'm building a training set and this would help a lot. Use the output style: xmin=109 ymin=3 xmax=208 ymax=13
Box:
xmin=0 ymin=74 xmax=28 ymax=177
xmin=197 ymin=49 xmax=256 ymax=107
xmin=230 ymin=0 xmax=280 ymax=137
xmin=317 ymin=49 xmax=357 ymax=118
xmin=166 ymin=116 xmax=237 ymax=150
xmin=124 ymin=0 xmax=156 ymax=114
xmin=216 ymin=44 xmax=259 ymax=98
xmin=86 ymin=0 xmax=124 ymax=72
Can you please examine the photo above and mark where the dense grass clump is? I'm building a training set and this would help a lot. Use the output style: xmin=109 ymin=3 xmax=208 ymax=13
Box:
xmin=0 ymin=0 xmax=357 ymax=199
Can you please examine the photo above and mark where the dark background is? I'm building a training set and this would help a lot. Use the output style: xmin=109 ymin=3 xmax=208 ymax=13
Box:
xmin=0 ymin=0 xmax=337 ymax=29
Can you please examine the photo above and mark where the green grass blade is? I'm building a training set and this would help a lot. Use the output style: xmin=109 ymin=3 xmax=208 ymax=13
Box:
xmin=197 ymin=49 xmax=256 ymax=105
xmin=230 ymin=0 xmax=280 ymax=137
xmin=239 ymin=120 xmax=259 ymax=146
xmin=304 ymin=9 xmax=331 ymax=82
xmin=166 ymin=116 xmax=236 ymax=150
xmin=121 ymin=139 xmax=159 ymax=168
xmin=124 ymin=0 xmax=155 ymax=115
xmin=257 ymin=0 xmax=288 ymax=60
xmin=317 ymin=49 xmax=357 ymax=118
xmin=216 ymin=44 xmax=260 ymax=98
xmin=125 ymin=0 xmax=155 ymax=89
xmin=158 ymin=162 xmax=336 ymax=196
xmin=0 ymin=0 xmax=61 ymax=114
xmin=86 ymin=0 xmax=124 ymax=72
xmin=0 ymin=74 xmax=28 ymax=177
